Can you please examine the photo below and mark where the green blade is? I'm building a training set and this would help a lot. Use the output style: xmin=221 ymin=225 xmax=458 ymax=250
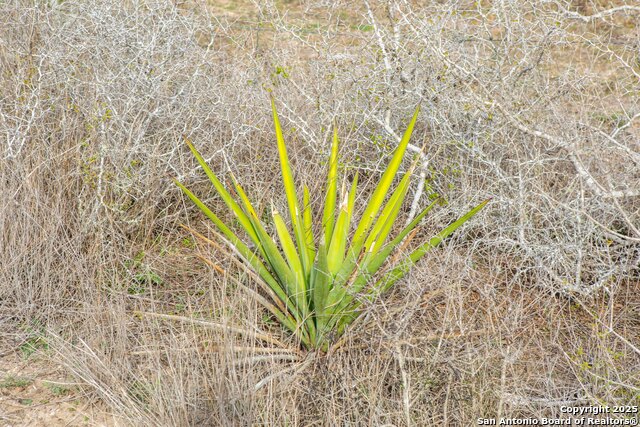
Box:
xmin=227 ymin=174 xmax=304 ymax=311
xmin=326 ymin=174 xmax=357 ymax=276
xmin=250 ymin=213 xmax=304 ymax=308
xmin=226 ymin=175 xmax=307 ymax=310
xmin=174 ymin=178 xmax=305 ymax=325
xmin=346 ymin=173 xmax=358 ymax=224
xmin=311 ymin=244 xmax=332 ymax=336
xmin=229 ymin=173 xmax=258 ymax=218
xmin=272 ymin=206 xmax=307 ymax=300
xmin=347 ymin=106 xmax=421 ymax=264
xmin=334 ymin=198 xmax=491 ymax=334
xmin=184 ymin=139 xmax=260 ymax=247
xmin=363 ymin=165 xmax=414 ymax=256
xmin=350 ymin=199 xmax=491 ymax=328
xmin=302 ymin=186 xmax=316 ymax=270
xmin=272 ymin=206 xmax=304 ymax=277
xmin=224 ymin=272 xmax=300 ymax=340
xmin=322 ymin=125 xmax=339 ymax=245
xmin=322 ymin=198 xmax=441 ymax=332
xmin=232 ymin=180 xmax=298 ymax=303
xmin=410 ymin=198 xmax=489 ymax=263
xmin=271 ymin=98 xmax=311 ymax=278
xmin=272 ymin=205 xmax=317 ymax=343
xmin=336 ymin=199 xmax=490 ymax=334
xmin=327 ymin=182 xmax=348 ymax=275
xmin=378 ymin=198 xmax=490 ymax=293
xmin=332 ymin=191 xmax=439 ymax=295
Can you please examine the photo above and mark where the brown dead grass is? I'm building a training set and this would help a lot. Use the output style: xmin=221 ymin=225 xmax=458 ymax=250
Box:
xmin=0 ymin=352 xmax=115 ymax=427
xmin=1 ymin=0 xmax=639 ymax=425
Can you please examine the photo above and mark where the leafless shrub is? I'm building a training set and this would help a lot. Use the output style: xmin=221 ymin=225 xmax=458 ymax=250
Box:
xmin=1 ymin=0 xmax=638 ymax=425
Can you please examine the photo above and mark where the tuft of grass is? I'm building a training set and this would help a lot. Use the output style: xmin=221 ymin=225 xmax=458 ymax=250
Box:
xmin=19 ymin=336 xmax=49 ymax=359
xmin=352 ymin=24 xmax=374 ymax=31
xmin=43 ymin=381 xmax=73 ymax=396
xmin=175 ymin=99 xmax=488 ymax=350
xmin=0 ymin=376 xmax=33 ymax=389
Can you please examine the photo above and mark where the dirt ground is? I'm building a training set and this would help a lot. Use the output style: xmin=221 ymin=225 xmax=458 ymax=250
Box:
xmin=0 ymin=351 xmax=115 ymax=427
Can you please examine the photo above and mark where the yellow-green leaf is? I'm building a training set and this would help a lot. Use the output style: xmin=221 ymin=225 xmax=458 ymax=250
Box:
xmin=322 ymin=125 xmax=340 ymax=245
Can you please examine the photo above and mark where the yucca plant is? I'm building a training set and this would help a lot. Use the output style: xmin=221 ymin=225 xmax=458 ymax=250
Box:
xmin=174 ymin=100 xmax=488 ymax=351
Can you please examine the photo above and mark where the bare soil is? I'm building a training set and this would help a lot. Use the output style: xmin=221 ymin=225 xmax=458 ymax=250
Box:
xmin=0 ymin=352 xmax=115 ymax=427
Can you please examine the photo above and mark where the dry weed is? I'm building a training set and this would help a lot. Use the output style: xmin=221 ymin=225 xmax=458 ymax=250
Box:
xmin=1 ymin=0 xmax=638 ymax=425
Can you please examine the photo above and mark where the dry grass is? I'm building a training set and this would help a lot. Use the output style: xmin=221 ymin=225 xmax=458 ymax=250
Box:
xmin=1 ymin=0 xmax=639 ymax=425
